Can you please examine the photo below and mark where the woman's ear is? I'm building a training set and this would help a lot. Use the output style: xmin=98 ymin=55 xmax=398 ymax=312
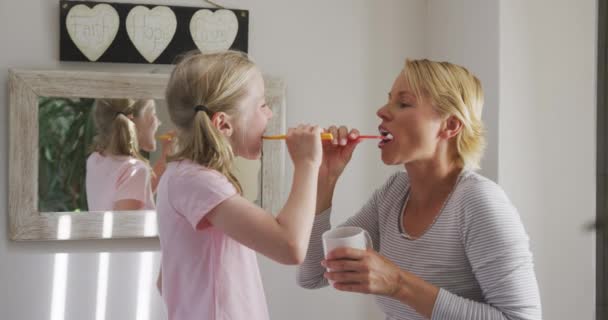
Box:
xmin=440 ymin=115 xmax=462 ymax=140
xmin=211 ymin=112 xmax=234 ymax=137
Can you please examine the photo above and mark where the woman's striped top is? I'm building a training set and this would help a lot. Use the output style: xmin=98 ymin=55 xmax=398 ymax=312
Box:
xmin=297 ymin=170 xmax=542 ymax=320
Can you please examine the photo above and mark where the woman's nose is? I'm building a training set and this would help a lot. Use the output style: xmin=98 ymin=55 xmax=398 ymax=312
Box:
xmin=376 ymin=104 xmax=389 ymax=120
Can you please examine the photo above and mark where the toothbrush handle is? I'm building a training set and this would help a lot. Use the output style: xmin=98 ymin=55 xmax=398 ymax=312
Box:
xmin=263 ymin=133 xmax=334 ymax=140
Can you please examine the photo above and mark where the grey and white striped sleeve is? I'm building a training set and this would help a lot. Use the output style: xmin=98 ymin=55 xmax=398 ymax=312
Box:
xmin=296 ymin=176 xmax=387 ymax=289
xmin=432 ymin=180 xmax=542 ymax=320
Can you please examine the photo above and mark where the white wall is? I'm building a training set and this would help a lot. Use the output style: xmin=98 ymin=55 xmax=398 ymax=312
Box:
xmin=499 ymin=1 xmax=597 ymax=319
xmin=0 ymin=1 xmax=425 ymax=319
xmin=428 ymin=1 xmax=599 ymax=318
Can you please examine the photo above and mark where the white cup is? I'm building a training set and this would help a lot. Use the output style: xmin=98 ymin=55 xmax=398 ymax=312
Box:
xmin=322 ymin=227 xmax=373 ymax=285
xmin=322 ymin=226 xmax=373 ymax=259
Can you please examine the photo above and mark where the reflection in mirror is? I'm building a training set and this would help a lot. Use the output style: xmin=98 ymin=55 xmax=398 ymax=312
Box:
xmin=38 ymin=97 xmax=262 ymax=213
xmin=85 ymin=98 xmax=161 ymax=212
xmin=9 ymin=69 xmax=283 ymax=240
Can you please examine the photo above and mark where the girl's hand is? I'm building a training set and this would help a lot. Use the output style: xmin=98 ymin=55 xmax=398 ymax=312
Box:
xmin=320 ymin=125 xmax=360 ymax=184
xmin=159 ymin=130 xmax=177 ymax=156
xmin=322 ymin=247 xmax=405 ymax=298
xmin=286 ymin=124 xmax=323 ymax=168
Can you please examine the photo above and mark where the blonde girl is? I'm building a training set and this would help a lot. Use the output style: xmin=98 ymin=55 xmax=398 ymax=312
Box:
xmin=156 ymin=51 xmax=322 ymax=320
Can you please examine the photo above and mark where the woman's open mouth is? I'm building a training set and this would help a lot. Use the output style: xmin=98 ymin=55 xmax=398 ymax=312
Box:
xmin=378 ymin=126 xmax=394 ymax=148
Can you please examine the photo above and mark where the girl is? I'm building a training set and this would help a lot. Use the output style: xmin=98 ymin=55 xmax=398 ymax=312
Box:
xmin=86 ymin=98 xmax=169 ymax=211
xmin=156 ymin=51 xmax=322 ymax=320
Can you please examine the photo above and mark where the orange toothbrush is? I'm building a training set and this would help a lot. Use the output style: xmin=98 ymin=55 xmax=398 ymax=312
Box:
xmin=262 ymin=133 xmax=334 ymax=140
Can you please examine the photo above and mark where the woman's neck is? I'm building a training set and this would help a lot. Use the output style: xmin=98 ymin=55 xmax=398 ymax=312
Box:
xmin=404 ymin=159 xmax=463 ymax=206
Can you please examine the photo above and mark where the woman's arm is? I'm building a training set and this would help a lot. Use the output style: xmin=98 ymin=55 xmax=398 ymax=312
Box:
xmin=298 ymin=125 xmax=377 ymax=288
xmin=297 ymin=172 xmax=401 ymax=289
xmin=316 ymin=126 xmax=360 ymax=213
xmin=428 ymin=181 xmax=541 ymax=319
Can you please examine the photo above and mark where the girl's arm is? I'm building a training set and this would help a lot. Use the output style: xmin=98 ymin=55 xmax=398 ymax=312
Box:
xmin=113 ymin=199 xmax=144 ymax=211
xmin=207 ymin=162 xmax=319 ymax=265
xmin=151 ymin=132 xmax=175 ymax=193
xmin=205 ymin=125 xmax=322 ymax=265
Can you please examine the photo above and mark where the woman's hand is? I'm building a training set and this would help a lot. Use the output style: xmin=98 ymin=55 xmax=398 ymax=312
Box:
xmin=320 ymin=126 xmax=361 ymax=183
xmin=315 ymin=125 xmax=360 ymax=213
xmin=323 ymin=247 xmax=440 ymax=318
xmin=322 ymin=247 xmax=405 ymax=297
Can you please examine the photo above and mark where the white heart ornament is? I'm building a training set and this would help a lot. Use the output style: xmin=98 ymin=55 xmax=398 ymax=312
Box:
xmin=65 ymin=4 xmax=119 ymax=61
xmin=126 ymin=6 xmax=177 ymax=63
xmin=190 ymin=9 xmax=238 ymax=53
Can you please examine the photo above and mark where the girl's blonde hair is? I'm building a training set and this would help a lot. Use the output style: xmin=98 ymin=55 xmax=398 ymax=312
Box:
xmin=165 ymin=50 xmax=258 ymax=194
xmin=403 ymin=59 xmax=485 ymax=169
xmin=91 ymin=98 xmax=152 ymax=165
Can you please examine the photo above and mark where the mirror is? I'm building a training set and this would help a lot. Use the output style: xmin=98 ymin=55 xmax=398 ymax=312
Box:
xmin=9 ymin=69 xmax=285 ymax=240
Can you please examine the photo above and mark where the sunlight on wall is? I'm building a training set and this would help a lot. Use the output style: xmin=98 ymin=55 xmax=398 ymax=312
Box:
xmin=50 ymin=215 xmax=72 ymax=320
xmin=144 ymin=211 xmax=157 ymax=237
xmin=135 ymin=252 xmax=154 ymax=320
xmin=135 ymin=212 xmax=157 ymax=320
xmin=95 ymin=212 xmax=114 ymax=320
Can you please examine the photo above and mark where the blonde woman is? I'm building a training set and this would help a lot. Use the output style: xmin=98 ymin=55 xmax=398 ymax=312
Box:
xmin=157 ymin=51 xmax=322 ymax=320
xmin=86 ymin=98 xmax=168 ymax=211
xmin=298 ymin=59 xmax=542 ymax=319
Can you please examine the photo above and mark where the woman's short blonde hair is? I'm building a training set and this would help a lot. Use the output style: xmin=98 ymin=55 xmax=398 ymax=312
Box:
xmin=403 ymin=59 xmax=485 ymax=169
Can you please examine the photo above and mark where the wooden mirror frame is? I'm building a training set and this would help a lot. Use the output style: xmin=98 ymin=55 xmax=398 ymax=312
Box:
xmin=8 ymin=69 xmax=285 ymax=241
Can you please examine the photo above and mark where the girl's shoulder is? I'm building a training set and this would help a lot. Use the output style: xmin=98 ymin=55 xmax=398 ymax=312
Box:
xmin=87 ymin=152 xmax=142 ymax=171
xmin=166 ymin=160 xmax=232 ymax=187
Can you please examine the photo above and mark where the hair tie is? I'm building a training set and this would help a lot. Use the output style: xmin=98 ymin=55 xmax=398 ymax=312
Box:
xmin=194 ymin=105 xmax=214 ymax=117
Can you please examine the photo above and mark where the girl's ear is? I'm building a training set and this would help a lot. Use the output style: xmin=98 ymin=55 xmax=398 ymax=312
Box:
xmin=440 ymin=115 xmax=462 ymax=140
xmin=211 ymin=112 xmax=234 ymax=137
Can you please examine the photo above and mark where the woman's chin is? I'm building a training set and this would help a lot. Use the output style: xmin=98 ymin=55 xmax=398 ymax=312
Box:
xmin=380 ymin=149 xmax=393 ymax=164
xmin=380 ymin=152 xmax=403 ymax=166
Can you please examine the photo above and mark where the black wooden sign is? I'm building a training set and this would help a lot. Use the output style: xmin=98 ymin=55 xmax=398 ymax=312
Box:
xmin=60 ymin=1 xmax=249 ymax=64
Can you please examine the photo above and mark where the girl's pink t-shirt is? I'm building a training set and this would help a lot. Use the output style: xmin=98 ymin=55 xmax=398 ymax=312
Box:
xmin=86 ymin=152 xmax=155 ymax=211
xmin=156 ymin=160 xmax=269 ymax=320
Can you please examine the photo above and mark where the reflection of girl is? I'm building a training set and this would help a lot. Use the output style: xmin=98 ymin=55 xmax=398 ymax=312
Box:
xmin=86 ymin=98 xmax=169 ymax=211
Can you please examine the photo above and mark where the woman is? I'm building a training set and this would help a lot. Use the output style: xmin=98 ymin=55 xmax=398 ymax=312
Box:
xmin=297 ymin=59 xmax=542 ymax=319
